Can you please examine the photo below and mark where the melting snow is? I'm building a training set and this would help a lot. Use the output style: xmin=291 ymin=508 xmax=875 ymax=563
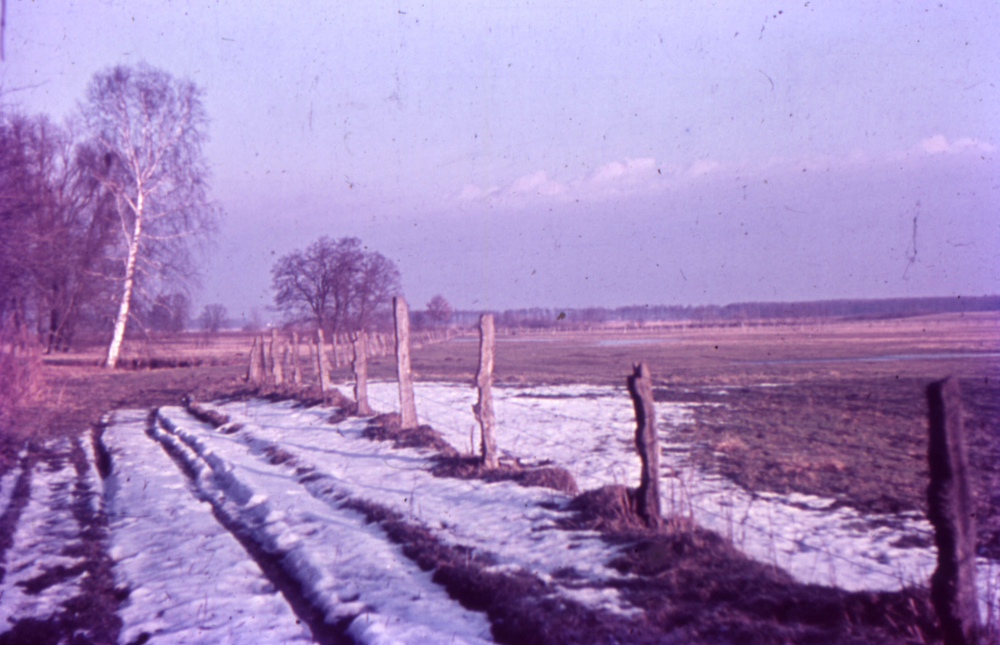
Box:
xmin=0 ymin=439 xmax=87 ymax=627
xmin=3 ymin=379 xmax=997 ymax=643
xmin=103 ymin=409 xmax=313 ymax=644
xmin=360 ymin=380 xmax=999 ymax=614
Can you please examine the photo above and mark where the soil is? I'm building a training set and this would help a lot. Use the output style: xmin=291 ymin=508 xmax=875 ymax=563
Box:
xmin=1 ymin=312 xmax=998 ymax=643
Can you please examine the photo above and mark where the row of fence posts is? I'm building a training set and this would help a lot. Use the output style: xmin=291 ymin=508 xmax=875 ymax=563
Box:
xmin=245 ymin=304 xmax=982 ymax=644
xmin=244 ymin=309 xmax=456 ymax=394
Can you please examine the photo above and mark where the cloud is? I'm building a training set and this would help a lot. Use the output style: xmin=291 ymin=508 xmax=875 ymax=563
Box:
xmin=687 ymin=159 xmax=721 ymax=177
xmin=456 ymin=184 xmax=485 ymax=201
xmin=590 ymin=157 xmax=656 ymax=184
xmin=919 ymin=135 xmax=995 ymax=155
xmin=508 ymin=170 xmax=566 ymax=196
xmin=452 ymin=155 xmax=727 ymax=206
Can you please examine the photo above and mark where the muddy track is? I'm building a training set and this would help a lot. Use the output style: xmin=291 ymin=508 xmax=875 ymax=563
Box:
xmin=0 ymin=438 xmax=123 ymax=645
xmin=0 ymin=451 xmax=33 ymax=585
xmin=138 ymin=409 xmax=351 ymax=645
xmin=154 ymin=404 xmax=674 ymax=645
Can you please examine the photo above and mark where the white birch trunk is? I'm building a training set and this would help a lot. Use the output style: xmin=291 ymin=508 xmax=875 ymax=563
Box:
xmin=104 ymin=194 xmax=143 ymax=369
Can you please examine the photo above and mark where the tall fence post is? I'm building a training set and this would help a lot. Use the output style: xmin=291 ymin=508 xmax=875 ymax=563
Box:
xmin=270 ymin=328 xmax=284 ymax=387
xmin=352 ymin=331 xmax=372 ymax=416
xmin=315 ymin=328 xmax=331 ymax=399
xmin=474 ymin=313 xmax=498 ymax=469
xmin=291 ymin=331 xmax=302 ymax=387
xmin=927 ymin=377 xmax=980 ymax=645
xmin=393 ymin=296 xmax=419 ymax=430
xmin=627 ymin=362 xmax=661 ymax=529
xmin=258 ymin=334 xmax=268 ymax=386
xmin=246 ymin=336 xmax=263 ymax=386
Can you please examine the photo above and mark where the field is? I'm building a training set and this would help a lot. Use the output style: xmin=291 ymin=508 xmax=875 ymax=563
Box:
xmin=0 ymin=312 xmax=998 ymax=643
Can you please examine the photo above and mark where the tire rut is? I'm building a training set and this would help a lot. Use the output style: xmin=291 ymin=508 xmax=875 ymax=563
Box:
xmin=140 ymin=409 xmax=354 ymax=645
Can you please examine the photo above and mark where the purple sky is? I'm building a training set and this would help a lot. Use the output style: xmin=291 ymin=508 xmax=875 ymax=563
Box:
xmin=2 ymin=1 xmax=997 ymax=318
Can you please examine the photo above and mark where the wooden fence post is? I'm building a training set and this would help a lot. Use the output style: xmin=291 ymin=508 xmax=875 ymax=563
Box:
xmin=927 ymin=377 xmax=981 ymax=645
xmin=270 ymin=329 xmax=284 ymax=387
xmin=315 ymin=328 xmax=331 ymax=399
xmin=393 ymin=297 xmax=419 ymax=430
xmin=627 ymin=363 xmax=662 ymax=529
xmin=474 ymin=313 xmax=498 ymax=468
xmin=246 ymin=336 xmax=263 ymax=386
xmin=352 ymin=331 xmax=372 ymax=416
xmin=291 ymin=331 xmax=302 ymax=387
xmin=333 ymin=337 xmax=343 ymax=368
xmin=264 ymin=332 xmax=275 ymax=384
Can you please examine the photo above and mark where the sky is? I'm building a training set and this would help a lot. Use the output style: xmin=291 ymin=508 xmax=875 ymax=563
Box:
xmin=1 ymin=0 xmax=997 ymax=319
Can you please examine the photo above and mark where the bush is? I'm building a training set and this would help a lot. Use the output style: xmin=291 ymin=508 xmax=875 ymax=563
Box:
xmin=0 ymin=318 xmax=42 ymax=434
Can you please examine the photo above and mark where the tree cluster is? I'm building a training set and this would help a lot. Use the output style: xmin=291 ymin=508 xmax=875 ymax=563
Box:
xmin=1 ymin=63 xmax=215 ymax=362
xmin=271 ymin=236 xmax=401 ymax=335
xmin=1 ymin=112 xmax=117 ymax=351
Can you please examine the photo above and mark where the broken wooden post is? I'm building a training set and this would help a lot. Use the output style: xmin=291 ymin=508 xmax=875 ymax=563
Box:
xmin=393 ymin=296 xmax=419 ymax=430
xmin=246 ymin=336 xmax=263 ymax=385
xmin=473 ymin=313 xmax=498 ymax=469
xmin=270 ymin=329 xmax=284 ymax=387
xmin=291 ymin=331 xmax=302 ymax=387
xmin=352 ymin=331 xmax=372 ymax=416
xmin=927 ymin=377 xmax=981 ymax=645
xmin=627 ymin=362 xmax=662 ymax=529
xmin=315 ymin=328 xmax=332 ymax=399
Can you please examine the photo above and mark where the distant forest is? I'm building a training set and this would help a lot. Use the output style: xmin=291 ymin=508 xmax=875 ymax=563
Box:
xmin=448 ymin=296 xmax=1000 ymax=329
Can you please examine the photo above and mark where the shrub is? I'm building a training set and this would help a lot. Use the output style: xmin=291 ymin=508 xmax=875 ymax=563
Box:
xmin=0 ymin=318 xmax=42 ymax=434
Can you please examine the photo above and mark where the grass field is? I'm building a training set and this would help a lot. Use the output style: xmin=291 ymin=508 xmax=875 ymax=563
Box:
xmin=2 ymin=311 xmax=997 ymax=642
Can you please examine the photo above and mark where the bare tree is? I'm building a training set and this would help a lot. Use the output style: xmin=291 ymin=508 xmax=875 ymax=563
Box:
xmin=271 ymin=236 xmax=399 ymax=335
xmin=425 ymin=294 xmax=453 ymax=325
xmin=0 ymin=112 xmax=117 ymax=350
xmin=352 ymin=249 xmax=401 ymax=331
xmin=198 ymin=303 xmax=227 ymax=333
xmin=148 ymin=292 xmax=190 ymax=333
xmin=81 ymin=64 xmax=214 ymax=368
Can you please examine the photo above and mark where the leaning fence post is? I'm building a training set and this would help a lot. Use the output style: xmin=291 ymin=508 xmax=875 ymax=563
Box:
xmin=474 ymin=313 xmax=498 ymax=469
xmin=393 ymin=296 xmax=419 ymax=430
xmin=627 ymin=363 xmax=662 ymax=529
xmin=352 ymin=331 xmax=373 ymax=416
xmin=315 ymin=328 xmax=332 ymax=399
xmin=927 ymin=377 xmax=980 ymax=645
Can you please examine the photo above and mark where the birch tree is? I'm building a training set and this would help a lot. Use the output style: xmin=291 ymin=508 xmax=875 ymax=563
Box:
xmin=82 ymin=64 xmax=214 ymax=368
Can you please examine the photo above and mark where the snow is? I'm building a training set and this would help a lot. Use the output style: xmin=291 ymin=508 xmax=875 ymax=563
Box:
xmin=0 ymin=457 xmax=22 ymax=528
xmin=191 ymin=401 xmax=638 ymax=615
xmin=3 ymin=378 xmax=997 ymax=642
xmin=103 ymin=409 xmax=313 ymax=644
xmin=358 ymin=380 xmax=999 ymax=612
xmin=152 ymin=407 xmax=496 ymax=645
xmin=0 ymin=439 xmax=87 ymax=627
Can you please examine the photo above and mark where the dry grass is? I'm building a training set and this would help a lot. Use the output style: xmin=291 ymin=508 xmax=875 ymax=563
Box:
xmin=2 ymin=313 xmax=997 ymax=642
xmin=0 ymin=323 xmax=43 ymax=447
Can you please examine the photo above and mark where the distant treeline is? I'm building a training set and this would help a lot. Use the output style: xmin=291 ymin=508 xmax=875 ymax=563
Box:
xmin=448 ymin=296 xmax=1000 ymax=329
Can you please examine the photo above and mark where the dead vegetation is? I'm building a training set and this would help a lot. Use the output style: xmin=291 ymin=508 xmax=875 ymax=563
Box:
xmin=606 ymin=524 xmax=939 ymax=645
xmin=663 ymin=375 xmax=1000 ymax=559
xmin=2 ymin=314 xmax=997 ymax=643
xmin=358 ymin=400 xmax=944 ymax=643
